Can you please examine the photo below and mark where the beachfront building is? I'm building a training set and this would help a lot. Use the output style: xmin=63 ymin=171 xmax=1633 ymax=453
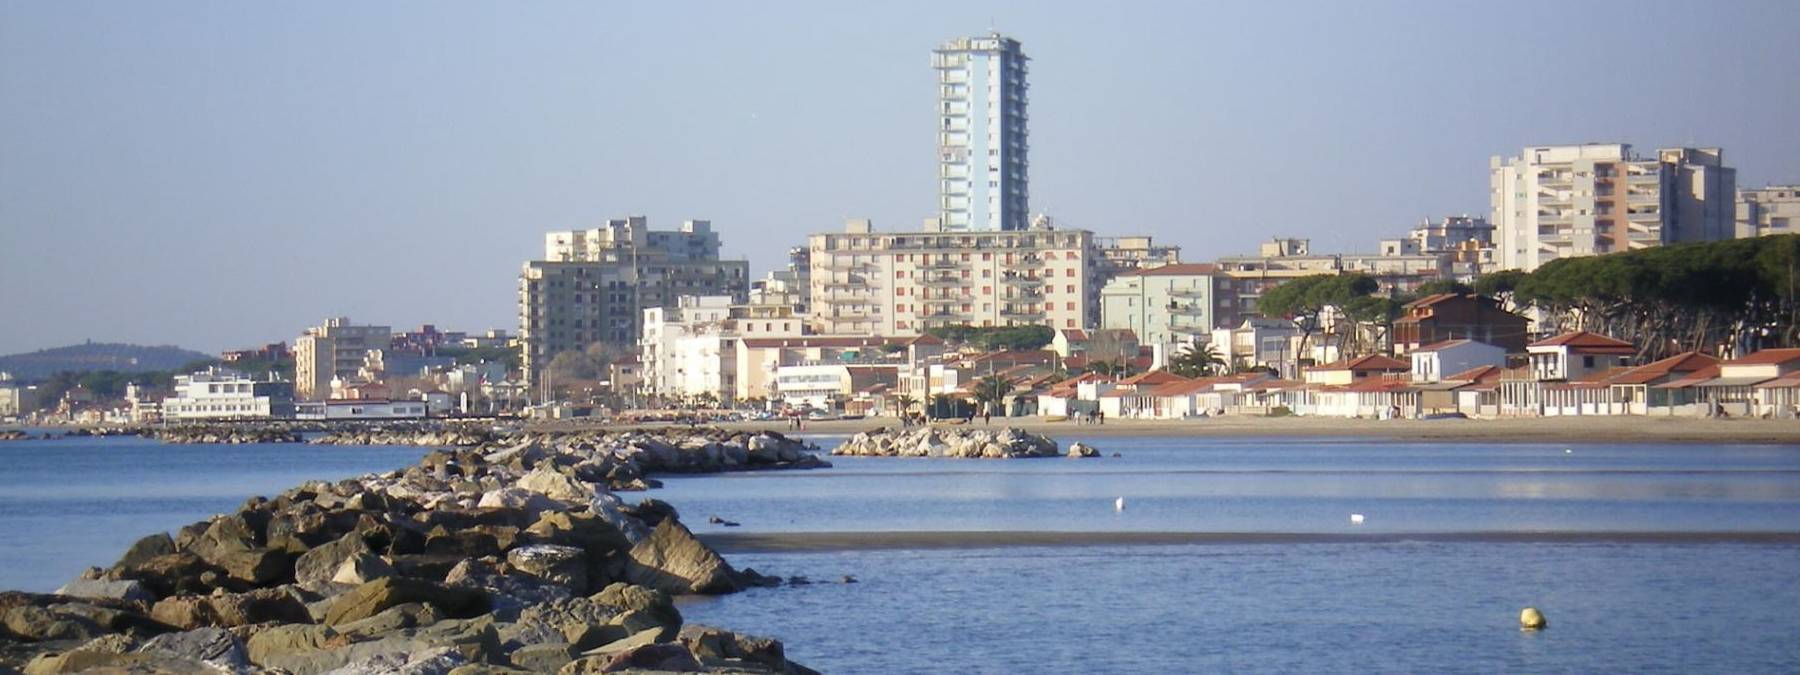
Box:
xmin=1099 ymin=264 xmax=1238 ymax=352
xmin=1497 ymin=331 xmax=1637 ymax=416
xmin=519 ymin=217 xmax=750 ymax=389
xmin=1736 ymin=186 xmax=1800 ymax=239
xmin=805 ymin=219 xmax=1100 ymax=335
xmin=160 ymin=368 xmax=296 ymax=421
xmin=1409 ymin=340 xmax=1506 ymax=384
xmin=1301 ymin=355 xmax=1409 ymax=386
xmin=294 ymin=399 xmax=428 ymax=420
xmin=295 ymin=317 xmax=392 ymax=401
xmin=1392 ymin=294 xmax=1531 ymax=355
xmin=1491 ymin=144 xmax=1736 ymax=272
xmin=1210 ymin=318 xmax=1303 ymax=377
xmin=735 ymin=335 xmax=945 ymax=404
xmin=933 ymin=33 xmax=1030 ymax=232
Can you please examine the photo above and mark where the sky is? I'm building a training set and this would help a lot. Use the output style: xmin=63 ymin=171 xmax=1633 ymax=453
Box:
xmin=2 ymin=1 xmax=1798 ymax=355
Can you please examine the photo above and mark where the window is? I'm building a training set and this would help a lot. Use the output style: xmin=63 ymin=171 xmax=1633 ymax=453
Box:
xmin=1066 ymin=285 xmax=1075 ymax=293
xmin=982 ymin=286 xmax=992 ymax=294
xmin=1066 ymin=302 xmax=1075 ymax=311
xmin=1065 ymin=268 xmax=1075 ymax=277
xmin=1582 ymin=356 xmax=1594 ymax=368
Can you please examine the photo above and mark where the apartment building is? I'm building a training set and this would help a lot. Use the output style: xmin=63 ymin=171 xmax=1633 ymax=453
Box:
xmin=640 ymin=296 xmax=736 ymax=402
xmin=295 ymin=317 xmax=392 ymax=401
xmin=1099 ymin=263 xmax=1237 ymax=351
xmin=1737 ymin=186 xmax=1800 ymax=238
xmin=1215 ymin=238 xmax=1449 ymax=316
xmin=1379 ymin=215 xmax=1496 ymax=279
xmin=519 ymin=217 xmax=749 ymax=387
xmin=805 ymin=219 xmax=1100 ymax=335
xmin=1491 ymin=144 xmax=1736 ymax=271
xmin=933 ymin=33 xmax=1030 ymax=232
xmin=749 ymin=246 xmax=812 ymax=312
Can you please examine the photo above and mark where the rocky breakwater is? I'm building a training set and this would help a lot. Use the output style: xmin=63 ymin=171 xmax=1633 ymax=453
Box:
xmin=832 ymin=426 xmax=1086 ymax=459
xmin=0 ymin=431 xmax=825 ymax=674
xmin=0 ymin=429 xmax=30 ymax=442
xmin=151 ymin=425 xmax=302 ymax=445
xmin=312 ymin=425 xmax=498 ymax=447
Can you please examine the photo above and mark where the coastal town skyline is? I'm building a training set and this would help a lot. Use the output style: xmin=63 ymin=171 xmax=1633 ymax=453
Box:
xmin=5 ymin=2 xmax=1800 ymax=354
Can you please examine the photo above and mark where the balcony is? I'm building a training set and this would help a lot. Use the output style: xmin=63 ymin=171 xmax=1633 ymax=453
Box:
xmin=1170 ymin=323 xmax=1210 ymax=335
xmin=821 ymin=276 xmax=871 ymax=288
xmin=1167 ymin=288 xmax=1206 ymax=299
xmin=1168 ymin=303 xmax=1207 ymax=316
xmin=1013 ymin=255 xmax=1047 ymax=268
xmin=825 ymin=259 xmax=872 ymax=270
xmin=1011 ymin=289 xmax=1044 ymax=302
xmin=922 ymin=309 xmax=967 ymax=319
xmin=1001 ymin=274 xmax=1044 ymax=287
xmin=921 ymin=258 xmax=966 ymax=270
xmin=816 ymin=295 xmax=868 ymax=305
xmin=919 ymin=274 xmax=964 ymax=287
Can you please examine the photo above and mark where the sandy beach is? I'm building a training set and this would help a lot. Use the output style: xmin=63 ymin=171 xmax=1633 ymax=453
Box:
xmin=538 ymin=414 xmax=1800 ymax=445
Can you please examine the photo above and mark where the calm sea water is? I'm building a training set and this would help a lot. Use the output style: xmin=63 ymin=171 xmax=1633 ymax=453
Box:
xmin=658 ymin=435 xmax=1800 ymax=673
xmin=3 ymin=433 xmax=1798 ymax=672
xmin=0 ymin=436 xmax=424 ymax=592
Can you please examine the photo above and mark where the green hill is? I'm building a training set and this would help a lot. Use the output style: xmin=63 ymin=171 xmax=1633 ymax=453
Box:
xmin=0 ymin=342 xmax=214 ymax=381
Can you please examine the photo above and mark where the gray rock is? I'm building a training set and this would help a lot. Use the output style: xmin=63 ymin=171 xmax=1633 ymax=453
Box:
xmin=507 ymin=544 xmax=588 ymax=592
xmin=245 ymin=623 xmax=339 ymax=667
xmin=295 ymin=531 xmax=372 ymax=590
xmin=54 ymin=578 xmax=155 ymax=603
xmin=2 ymin=604 xmax=104 ymax=642
xmin=324 ymin=646 xmax=468 ymax=675
xmin=508 ymin=642 xmax=575 ymax=672
xmin=136 ymin=626 xmax=250 ymax=671
xmin=624 ymin=519 xmax=740 ymax=595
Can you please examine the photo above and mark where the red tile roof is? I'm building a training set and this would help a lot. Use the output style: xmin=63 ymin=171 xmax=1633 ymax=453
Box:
xmin=1724 ymin=348 xmax=1800 ymax=366
xmin=1311 ymin=354 xmax=1410 ymax=372
xmin=1117 ymin=370 xmax=1191 ymax=386
xmin=1653 ymin=365 xmax=1722 ymax=389
xmin=1528 ymin=331 xmax=1635 ymax=353
xmin=1146 ymin=379 xmax=1216 ymax=397
xmin=1608 ymin=352 xmax=1720 ymax=385
xmin=1444 ymin=365 xmax=1504 ymax=383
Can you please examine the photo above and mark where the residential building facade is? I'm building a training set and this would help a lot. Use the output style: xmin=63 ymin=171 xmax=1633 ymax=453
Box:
xmin=1391 ymin=293 xmax=1531 ymax=354
xmin=933 ymin=33 xmax=1029 ymax=232
xmin=1491 ymin=144 xmax=1736 ymax=271
xmin=295 ymin=317 xmax=392 ymax=401
xmin=1737 ymin=186 xmax=1800 ymax=238
xmin=1099 ymin=264 xmax=1235 ymax=351
xmin=805 ymin=220 xmax=1099 ymax=335
xmin=519 ymin=217 xmax=750 ymax=387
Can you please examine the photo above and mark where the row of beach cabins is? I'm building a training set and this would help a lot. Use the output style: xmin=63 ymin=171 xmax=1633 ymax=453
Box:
xmin=1029 ymin=331 xmax=1800 ymax=420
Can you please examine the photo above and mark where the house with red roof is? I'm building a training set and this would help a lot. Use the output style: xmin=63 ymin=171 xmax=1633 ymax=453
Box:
xmin=1602 ymin=352 xmax=1719 ymax=415
xmin=1496 ymin=330 xmax=1638 ymax=416
xmin=1704 ymin=348 xmax=1800 ymax=417
xmin=1301 ymin=354 xmax=1409 ymax=386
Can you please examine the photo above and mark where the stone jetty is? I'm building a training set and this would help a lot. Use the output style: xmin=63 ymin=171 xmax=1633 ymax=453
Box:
xmin=150 ymin=426 xmax=304 ymax=445
xmin=0 ymin=429 xmax=828 ymax=674
xmin=832 ymin=426 xmax=1080 ymax=459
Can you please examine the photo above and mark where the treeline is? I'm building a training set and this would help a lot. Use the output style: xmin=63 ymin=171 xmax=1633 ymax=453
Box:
xmin=1507 ymin=234 xmax=1800 ymax=358
xmin=1255 ymin=235 xmax=1800 ymax=361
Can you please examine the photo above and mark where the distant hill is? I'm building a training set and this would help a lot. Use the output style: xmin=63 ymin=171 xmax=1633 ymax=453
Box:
xmin=0 ymin=342 xmax=215 ymax=381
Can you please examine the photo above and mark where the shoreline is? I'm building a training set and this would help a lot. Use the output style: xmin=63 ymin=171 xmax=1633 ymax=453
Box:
xmin=699 ymin=530 xmax=1800 ymax=552
xmin=537 ymin=415 xmax=1800 ymax=445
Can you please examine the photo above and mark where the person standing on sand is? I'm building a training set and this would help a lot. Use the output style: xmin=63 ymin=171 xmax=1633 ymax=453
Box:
xmin=1097 ymin=410 xmax=1105 ymax=425
xmin=983 ymin=409 xmax=991 ymax=425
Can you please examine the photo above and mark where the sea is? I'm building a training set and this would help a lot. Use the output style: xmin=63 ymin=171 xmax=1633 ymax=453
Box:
xmin=3 ymin=433 xmax=1799 ymax=673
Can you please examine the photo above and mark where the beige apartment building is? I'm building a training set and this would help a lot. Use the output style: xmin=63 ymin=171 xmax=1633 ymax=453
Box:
xmin=1737 ymin=186 xmax=1800 ymax=238
xmin=1491 ymin=144 xmax=1736 ymax=271
xmin=519 ymin=217 xmax=749 ymax=388
xmin=805 ymin=220 xmax=1101 ymax=335
xmin=294 ymin=317 xmax=392 ymax=401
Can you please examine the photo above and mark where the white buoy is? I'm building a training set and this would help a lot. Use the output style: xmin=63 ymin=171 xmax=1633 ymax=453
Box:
xmin=1564 ymin=448 xmax=1573 ymax=454
xmin=1350 ymin=513 xmax=1365 ymax=525
xmin=1115 ymin=497 xmax=1126 ymax=512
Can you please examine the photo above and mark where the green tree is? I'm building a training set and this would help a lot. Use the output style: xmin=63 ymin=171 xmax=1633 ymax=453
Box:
xmin=1168 ymin=343 xmax=1226 ymax=378
xmin=971 ymin=375 xmax=1016 ymax=415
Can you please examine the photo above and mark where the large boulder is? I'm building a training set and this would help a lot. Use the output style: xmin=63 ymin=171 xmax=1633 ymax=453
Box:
xmin=678 ymin=624 xmax=789 ymax=672
xmin=244 ymin=623 xmax=339 ymax=667
xmin=476 ymin=487 xmax=562 ymax=516
xmin=294 ymin=531 xmax=372 ymax=589
xmin=111 ymin=532 xmax=176 ymax=571
xmin=135 ymin=627 xmax=250 ymax=672
xmin=324 ymin=577 xmax=490 ymax=627
xmin=624 ymin=520 xmax=739 ymax=595
xmin=507 ymin=545 xmax=589 ymax=592
xmin=517 ymin=467 xmax=597 ymax=504
xmin=1 ymin=604 xmax=104 ymax=642
xmin=591 ymin=583 xmax=680 ymax=630
xmin=54 ymin=579 xmax=155 ymax=604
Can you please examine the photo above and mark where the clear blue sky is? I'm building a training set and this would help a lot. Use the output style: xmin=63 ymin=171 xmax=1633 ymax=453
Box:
xmin=3 ymin=1 xmax=1797 ymax=354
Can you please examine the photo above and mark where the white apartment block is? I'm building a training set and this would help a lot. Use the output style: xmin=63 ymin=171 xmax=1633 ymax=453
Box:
xmin=640 ymin=296 xmax=735 ymax=402
xmin=1738 ymin=186 xmax=1800 ymax=238
xmin=806 ymin=220 xmax=1098 ymax=336
xmin=295 ymin=317 xmax=392 ymax=402
xmin=161 ymin=368 xmax=296 ymax=420
xmin=933 ymin=33 xmax=1029 ymax=232
xmin=520 ymin=217 xmax=749 ymax=387
xmin=1491 ymin=144 xmax=1736 ymax=271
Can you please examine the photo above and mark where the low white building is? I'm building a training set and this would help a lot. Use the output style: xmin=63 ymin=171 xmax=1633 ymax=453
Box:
xmin=1410 ymin=340 xmax=1507 ymax=384
xmin=160 ymin=368 xmax=296 ymax=421
xmin=294 ymin=399 xmax=428 ymax=420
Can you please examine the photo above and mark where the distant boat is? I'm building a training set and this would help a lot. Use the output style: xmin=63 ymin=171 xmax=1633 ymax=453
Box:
xmin=1350 ymin=513 xmax=1365 ymax=525
xmin=1115 ymin=497 xmax=1126 ymax=512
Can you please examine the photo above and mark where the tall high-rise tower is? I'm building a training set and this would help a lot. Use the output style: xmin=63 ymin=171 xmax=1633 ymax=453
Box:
xmin=933 ymin=33 xmax=1029 ymax=232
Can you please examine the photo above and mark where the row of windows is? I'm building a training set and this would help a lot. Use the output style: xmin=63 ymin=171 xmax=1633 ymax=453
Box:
xmin=897 ymin=284 xmax=1079 ymax=296
xmin=893 ymin=302 xmax=1076 ymax=314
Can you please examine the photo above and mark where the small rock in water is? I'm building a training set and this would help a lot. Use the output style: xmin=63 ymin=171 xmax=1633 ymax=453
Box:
xmin=839 ymin=575 xmax=858 ymax=584
xmin=787 ymin=576 xmax=811 ymax=586
xmin=1110 ymin=452 xmax=1122 ymax=458
xmin=707 ymin=515 xmax=741 ymax=527
xmin=1520 ymin=607 xmax=1547 ymax=630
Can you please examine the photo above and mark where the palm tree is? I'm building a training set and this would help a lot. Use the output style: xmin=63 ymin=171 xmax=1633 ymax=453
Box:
xmin=890 ymin=394 xmax=919 ymax=417
xmin=971 ymin=375 xmax=1017 ymax=416
xmin=1169 ymin=343 xmax=1227 ymax=378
